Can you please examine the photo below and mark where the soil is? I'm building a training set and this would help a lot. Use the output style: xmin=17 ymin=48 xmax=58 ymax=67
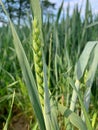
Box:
xmin=0 ymin=105 xmax=34 ymax=130
xmin=8 ymin=105 xmax=34 ymax=130
xmin=8 ymin=114 xmax=29 ymax=130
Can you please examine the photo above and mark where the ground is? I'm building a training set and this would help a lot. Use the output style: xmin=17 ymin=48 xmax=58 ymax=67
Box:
xmin=0 ymin=105 xmax=34 ymax=130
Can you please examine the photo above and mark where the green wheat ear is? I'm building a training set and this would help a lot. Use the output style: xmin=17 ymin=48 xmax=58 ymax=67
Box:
xmin=32 ymin=18 xmax=44 ymax=108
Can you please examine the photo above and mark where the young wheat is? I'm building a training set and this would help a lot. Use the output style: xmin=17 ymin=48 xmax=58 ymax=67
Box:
xmin=32 ymin=18 xmax=44 ymax=108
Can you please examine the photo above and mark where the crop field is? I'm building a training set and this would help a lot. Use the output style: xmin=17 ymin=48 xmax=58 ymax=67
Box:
xmin=0 ymin=0 xmax=98 ymax=130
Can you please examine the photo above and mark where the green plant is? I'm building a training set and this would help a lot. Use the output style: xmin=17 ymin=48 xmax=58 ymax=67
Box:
xmin=0 ymin=0 xmax=98 ymax=129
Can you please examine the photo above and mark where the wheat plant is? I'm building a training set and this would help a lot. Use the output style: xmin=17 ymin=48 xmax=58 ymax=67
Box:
xmin=0 ymin=0 xmax=98 ymax=129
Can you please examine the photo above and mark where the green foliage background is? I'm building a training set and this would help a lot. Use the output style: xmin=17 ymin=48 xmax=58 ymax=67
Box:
xmin=0 ymin=0 xmax=98 ymax=129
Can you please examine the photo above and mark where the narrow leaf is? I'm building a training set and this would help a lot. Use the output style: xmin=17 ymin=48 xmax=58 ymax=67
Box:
xmin=86 ymin=43 xmax=98 ymax=87
xmin=68 ymin=78 xmax=93 ymax=130
xmin=3 ymin=91 xmax=15 ymax=130
xmin=64 ymin=109 xmax=87 ymax=130
xmin=0 ymin=1 xmax=46 ymax=130
xmin=56 ymin=0 xmax=64 ymax=24
xmin=75 ymin=41 xmax=97 ymax=80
